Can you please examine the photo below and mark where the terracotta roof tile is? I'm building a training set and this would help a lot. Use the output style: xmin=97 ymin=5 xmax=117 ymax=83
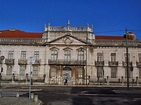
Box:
xmin=95 ymin=35 xmax=125 ymax=40
xmin=0 ymin=29 xmax=42 ymax=38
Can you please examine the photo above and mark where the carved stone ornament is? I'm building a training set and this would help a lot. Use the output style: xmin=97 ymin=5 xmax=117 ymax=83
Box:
xmin=63 ymin=36 xmax=73 ymax=45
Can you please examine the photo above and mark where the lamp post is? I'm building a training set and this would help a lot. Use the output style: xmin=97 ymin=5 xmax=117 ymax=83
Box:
xmin=29 ymin=56 xmax=35 ymax=99
xmin=125 ymin=29 xmax=129 ymax=90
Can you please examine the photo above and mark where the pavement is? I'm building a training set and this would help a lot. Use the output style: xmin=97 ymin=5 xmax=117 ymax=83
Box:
xmin=0 ymin=97 xmax=42 ymax=105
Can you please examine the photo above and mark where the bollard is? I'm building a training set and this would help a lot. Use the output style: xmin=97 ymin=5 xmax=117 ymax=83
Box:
xmin=34 ymin=95 xmax=38 ymax=102
xmin=31 ymin=93 xmax=34 ymax=100
xmin=16 ymin=92 xmax=19 ymax=97
xmin=0 ymin=92 xmax=2 ymax=97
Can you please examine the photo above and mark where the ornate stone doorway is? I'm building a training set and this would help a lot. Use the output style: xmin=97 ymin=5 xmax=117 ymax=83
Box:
xmin=62 ymin=67 xmax=72 ymax=84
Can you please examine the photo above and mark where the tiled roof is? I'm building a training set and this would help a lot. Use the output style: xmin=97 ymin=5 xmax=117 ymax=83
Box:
xmin=95 ymin=35 xmax=125 ymax=40
xmin=0 ymin=29 xmax=42 ymax=38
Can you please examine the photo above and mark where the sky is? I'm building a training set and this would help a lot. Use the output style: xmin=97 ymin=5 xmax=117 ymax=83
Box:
xmin=0 ymin=0 xmax=141 ymax=39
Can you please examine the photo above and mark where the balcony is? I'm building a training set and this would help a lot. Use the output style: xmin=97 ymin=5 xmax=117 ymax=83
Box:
xmin=48 ymin=59 xmax=86 ymax=66
xmin=95 ymin=61 xmax=104 ymax=66
xmin=122 ymin=61 xmax=132 ymax=67
xmin=32 ymin=59 xmax=41 ymax=65
xmin=108 ymin=61 xmax=118 ymax=67
xmin=18 ymin=59 xmax=27 ymax=65
xmin=5 ymin=59 xmax=15 ymax=65
xmin=136 ymin=62 xmax=141 ymax=68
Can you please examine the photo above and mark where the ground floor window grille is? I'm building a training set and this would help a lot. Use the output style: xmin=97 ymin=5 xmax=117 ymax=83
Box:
xmin=111 ymin=67 xmax=117 ymax=78
xmin=78 ymin=68 xmax=83 ymax=78
xmin=125 ymin=67 xmax=131 ymax=78
xmin=6 ymin=65 xmax=12 ymax=75
xmin=33 ymin=66 xmax=39 ymax=76
xmin=19 ymin=65 xmax=26 ymax=76
xmin=97 ymin=67 xmax=103 ymax=78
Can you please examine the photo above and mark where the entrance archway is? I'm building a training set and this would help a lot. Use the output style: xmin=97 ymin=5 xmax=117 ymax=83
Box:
xmin=62 ymin=67 xmax=72 ymax=84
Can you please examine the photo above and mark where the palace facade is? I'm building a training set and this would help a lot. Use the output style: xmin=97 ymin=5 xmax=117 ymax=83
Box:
xmin=0 ymin=22 xmax=141 ymax=85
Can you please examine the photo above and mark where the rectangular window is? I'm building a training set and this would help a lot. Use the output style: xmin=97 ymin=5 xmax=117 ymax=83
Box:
xmin=21 ymin=51 xmax=26 ymax=60
xmin=97 ymin=67 xmax=103 ymax=78
xmin=111 ymin=53 xmax=116 ymax=62
xmin=51 ymin=68 xmax=57 ymax=78
xmin=125 ymin=67 xmax=131 ymax=78
xmin=19 ymin=65 xmax=26 ymax=76
xmin=64 ymin=50 xmax=71 ymax=62
xmin=33 ymin=66 xmax=39 ymax=76
xmin=34 ymin=51 xmax=39 ymax=60
xmin=51 ymin=50 xmax=58 ymax=61
xmin=7 ymin=65 xmax=12 ymax=75
xmin=78 ymin=68 xmax=83 ymax=78
xmin=124 ymin=53 xmax=130 ymax=62
xmin=111 ymin=67 xmax=117 ymax=78
xmin=8 ymin=51 xmax=14 ymax=59
xmin=97 ymin=53 xmax=103 ymax=61
xmin=78 ymin=50 xmax=84 ymax=61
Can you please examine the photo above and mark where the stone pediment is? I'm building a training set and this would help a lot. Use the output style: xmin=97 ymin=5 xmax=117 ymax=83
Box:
xmin=49 ymin=35 xmax=87 ymax=45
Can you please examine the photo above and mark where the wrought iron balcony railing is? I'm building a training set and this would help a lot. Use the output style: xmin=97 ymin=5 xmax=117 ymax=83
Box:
xmin=18 ymin=59 xmax=27 ymax=65
xmin=95 ymin=61 xmax=104 ymax=66
xmin=5 ymin=59 xmax=15 ymax=65
xmin=108 ymin=61 xmax=118 ymax=66
xmin=32 ymin=59 xmax=41 ymax=65
xmin=48 ymin=59 xmax=86 ymax=66
xmin=122 ymin=61 xmax=132 ymax=67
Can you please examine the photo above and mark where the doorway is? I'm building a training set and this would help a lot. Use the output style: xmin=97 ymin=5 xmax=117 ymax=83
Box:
xmin=62 ymin=67 xmax=72 ymax=84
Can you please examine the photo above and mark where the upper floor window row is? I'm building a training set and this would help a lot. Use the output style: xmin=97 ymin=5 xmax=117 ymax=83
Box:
xmin=50 ymin=48 xmax=85 ymax=61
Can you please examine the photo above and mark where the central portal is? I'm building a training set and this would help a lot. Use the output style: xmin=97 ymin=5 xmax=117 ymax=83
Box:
xmin=62 ymin=67 xmax=72 ymax=84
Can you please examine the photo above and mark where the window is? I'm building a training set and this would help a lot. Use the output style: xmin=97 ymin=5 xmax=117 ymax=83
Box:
xmin=33 ymin=66 xmax=39 ymax=76
xmin=8 ymin=51 xmax=14 ymax=59
xmin=50 ymin=68 xmax=56 ymax=78
xmin=124 ymin=53 xmax=130 ymax=62
xmin=34 ymin=51 xmax=39 ymax=60
xmin=125 ymin=67 xmax=131 ymax=78
xmin=64 ymin=50 xmax=71 ymax=62
xmin=78 ymin=68 xmax=83 ymax=78
xmin=97 ymin=53 xmax=103 ymax=61
xmin=51 ymin=50 xmax=58 ymax=61
xmin=7 ymin=65 xmax=12 ymax=75
xmin=21 ymin=51 xmax=26 ymax=60
xmin=78 ymin=50 xmax=84 ymax=61
xmin=97 ymin=67 xmax=103 ymax=78
xmin=111 ymin=67 xmax=117 ymax=78
xmin=19 ymin=65 xmax=26 ymax=76
xmin=111 ymin=53 xmax=116 ymax=62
